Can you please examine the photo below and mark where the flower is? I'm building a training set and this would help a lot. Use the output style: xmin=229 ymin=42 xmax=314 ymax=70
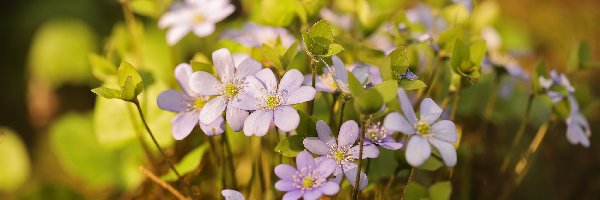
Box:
xmin=232 ymin=68 xmax=316 ymax=136
xmin=188 ymin=48 xmax=262 ymax=132
xmin=221 ymin=189 xmax=244 ymax=200
xmin=224 ymin=22 xmax=296 ymax=48
xmin=383 ymin=88 xmax=458 ymax=167
xmin=303 ymin=120 xmax=379 ymax=190
xmin=539 ymin=70 xmax=591 ymax=147
xmin=157 ymin=63 xmax=225 ymax=139
xmin=158 ymin=0 xmax=234 ymax=45
xmin=303 ymin=56 xmax=382 ymax=93
xmin=364 ymin=122 xmax=404 ymax=150
xmin=274 ymin=150 xmax=339 ymax=200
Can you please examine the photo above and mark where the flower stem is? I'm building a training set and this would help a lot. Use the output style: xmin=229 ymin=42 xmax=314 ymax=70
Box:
xmin=329 ymin=93 xmax=339 ymax=129
xmin=480 ymin=72 xmax=500 ymax=132
xmin=401 ymin=167 xmax=416 ymax=198
xmin=140 ymin=166 xmax=188 ymax=200
xmin=500 ymin=94 xmax=535 ymax=174
xmin=352 ymin=115 xmax=372 ymax=200
xmin=450 ymin=81 xmax=462 ymax=121
xmin=132 ymin=99 xmax=182 ymax=180
xmin=308 ymin=59 xmax=317 ymax=115
xmin=338 ymin=101 xmax=346 ymax=134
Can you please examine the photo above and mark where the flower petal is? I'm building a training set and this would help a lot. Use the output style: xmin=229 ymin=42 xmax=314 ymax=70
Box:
xmin=229 ymin=94 xmax=260 ymax=111
xmin=235 ymin=58 xmax=262 ymax=78
xmin=212 ymin=48 xmax=235 ymax=79
xmin=274 ymin=106 xmax=300 ymax=132
xmin=200 ymin=116 xmax=225 ymax=136
xmin=431 ymin=120 xmax=458 ymax=143
xmin=405 ymin=136 xmax=431 ymax=167
xmin=225 ymin=106 xmax=249 ymax=132
xmin=397 ymin=88 xmax=417 ymax=124
xmin=296 ymin=151 xmax=316 ymax=173
xmin=419 ymin=98 xmax=442 ymax=124
xmin=189 ymin=71 xmax=221 ymax=96
xmin=338 ymin=120 xmax=359 ymax=147
xmin=243 ymin=76 xmax=266 ymax=99
xmin=332 ymin=56 xmax=348 ymax=84
xmin=316 ymin=120 xmax=336 ymax=144
xmin=242 ymin=109 xmax=273 ymax=136
xmin=383 ymin=112 xmax=415 ymax=135
xmin=221 ymin=189 xmax=245 ymax=200
xmin=157 ymin=90 xmax=188 ymax=112
xmin=278 ymin=69 xmax=304 ymax=94
xmin=282 ymin=190 xmax=302 ymax=200
xmin=349 ymin=144 xmax=379 ymax=159
xmin=166 ymin=25 xmax=190 ymax=45
xmin=254 ymin=68 xmax=278 ymax=92
xmin=318 ymin=181 xmax=340 ymax=195
xmin=193 ymin=23 xmax=215 ymax=37
xmin=275 ymin=180 xmax=296 ymax=192
xmin=199 ymin=97 xmax=227 ymax=125
xmin=315 ymin=158 xmax=336 ymax=177
xmin=303 ymin=137 xmax=330 ymax=156
xmin=567 ymin=118 xmax=590 ymax=147
xmin=285 ymin=86 xmax=316 ymax=105
xmin=303 ymin=190 xmax=322 ymax=200
xmin=379 ymin=137 xmax=403 ymax=150
xmin=274 ymin=164 xmax=298 ymax=180
xmin=171 ymin=111 xmax=198 ymax=140
xmin=343 ymin=163 xmax=368 ymax=190
xmin=174 ymin=63 xmax=194 ymax=95
xmin=428 ymin=137 xmax=457 ymax=167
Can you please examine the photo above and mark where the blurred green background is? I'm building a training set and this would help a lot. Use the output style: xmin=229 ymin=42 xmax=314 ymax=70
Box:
xmin=1 ymin=0 xmax=599 ymax=199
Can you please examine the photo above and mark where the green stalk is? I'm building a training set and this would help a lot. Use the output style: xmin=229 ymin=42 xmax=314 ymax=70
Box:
xmin=401 ymin=167 xmax=416 ymax=198
xmin=308 ymin=59 xmax=317 ymax=115
xmin=500 ymin=94 xmax=535 ymax=174
xmin=480 ymin=72 xmax=500 ymax=132
xmin=352 ymin=115 xmax=371 ymax=200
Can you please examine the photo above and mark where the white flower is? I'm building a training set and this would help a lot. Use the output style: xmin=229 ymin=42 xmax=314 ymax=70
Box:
xmin=224 ymin=22 xmax=295 ymax=48
xmin=159 ymin=0 xmax=234 ymax=45
xmin=383 ymin=88 xmax=458 ymax=167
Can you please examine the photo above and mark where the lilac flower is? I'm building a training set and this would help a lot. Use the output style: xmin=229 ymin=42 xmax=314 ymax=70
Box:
xmin=364 ymin=122 xmax=404 ymax=150
xmin=303 ymin=120 xmax=379 ymax=190
xmin=539 ymin=71 xmax=591 ymax=147
xmin=231 ymin=68 xmax=316 ymax=136
xmin=188 ymin=48 xmax=262 ymax=132
xmin=275 ymin=151 xmax=339 ymax=200
xmin=303 ymin=56 xmax=382 ymax=93
xmin=383 ymin=88 xmax=458 ymax=167
xmin=158 ymin=0 xmax=234 ymax=45
xmin=224 ymin=22 xmax=296 ymax=48
xmin=221 ymin=189 xmax=244 ymax=200
xmin=157 ymin=64 xmax=225 ymax=139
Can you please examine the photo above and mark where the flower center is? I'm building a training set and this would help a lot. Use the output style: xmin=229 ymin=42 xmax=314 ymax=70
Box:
xmin=327 ymin=144 xmax=352 ymax=165
xmin=302 ymin=177 xmax=314 ymax=188
xmin=265 ymin=95 xmax=280 ymax=109
xmin=334 ymin=150 xmax=346 ymax=162
xmin=194 ymin=98 xmax=206 ymax=109
xmin=224 ymin=83 xmax=239 ymax=97
xmin=193 ymin=14 xmax=205 ymax=24
xmin=416 ymin=121 xmax=430 ymax=136
xmin=321 ymin=73 xmax=337 ymax=90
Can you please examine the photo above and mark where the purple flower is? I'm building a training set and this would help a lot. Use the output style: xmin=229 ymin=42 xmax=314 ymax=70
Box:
xmin=566 ymin=96 xmax=591 ymax=147
xmin=539 ymin=70 xmax=575 ymax=104
xmin=303 ymin=120 xmax=379 ymax=190
xmin=221 ymin=189 xmax=244 ymax=200
xmin=157 ymin=63 xmax=225 ymax=139
xmin=223 ymin=22 xmax=296 ymax=48
xmin=274 ymin=151 xmax=339 ymax=200
xmin=364 ymin=122 xmax=404 ymax=150
xmin=231 ymin=68 xmax=316 ymax=136
xmin=383 ymin=88 xmax=458 ymax=167
xmin=188 ymin=48 xmax=262 ymax=132
xmin=303 ymin=56 xmax=349 ymax=93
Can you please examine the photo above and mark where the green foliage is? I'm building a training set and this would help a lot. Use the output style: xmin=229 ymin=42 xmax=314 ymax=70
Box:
xmin=450 ymin=39 xmax=486 ymax=86
xmin=0 ymin=128 xmax=30 ymax=192
xmin=380 ymin=47 xmax=410 ymax=82
xmin=129 ymin=0 xmax=172 ymax=18
xmin=28 ymin=18 xmax=96 ymax=87
xmin=251 ymin=0 xmax=298 ymax=27
xmin=531 ymin=59 xmax=548 ymax=93
xmin=368 ymin=149 xmax=398 ymax=183
xmin=296 ymin=110 xmax=317 ymax=137
xmin=117 ymin=61 xmax=144 ymax=101
xmin=303 ymin=20 xmax=344 ymax=58
xmin=89 ymin=54 xmax=117 ymax=81
xmin=429 ymin=181 xmax=452 ymax=200
xmin=418 ymin=157 xmax=443 ymax=171
xmin=399 ymin=79 xmax=427 ymax=91
xmin=354 ymin=89 xmax=384 ymax=114
xmin=162 ymin=143 xmax=210 ymax=181
xmin=568 ymin=40 xmax=597 ymax=71
xmin=274 ymin=135 xmax=305 ymax=157
xmin=91 ymin=87 xmax=122 ymax=99
xmin=404 ymin=182 xmax=427 ymax=200
xmin=49 ymin=112 xmax=144 ymax=189
xmin=373 ymin=80 xmax=398 ymax=103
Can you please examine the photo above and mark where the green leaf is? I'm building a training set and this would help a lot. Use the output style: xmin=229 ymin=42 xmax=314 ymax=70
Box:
xmin=261 ymin=44 xmax=284 ymax=72
xmin=308 ymin=20 xmax=334 ymax=42
xmin=117 ymin=61 xmax=143 ymax=100
xmin=91 ymin=87 xmax=121 ymax=99
xmin=405 ymin=182 xmax=427 ymax=200
xmin=532 ymin=59 xmax=548 ymax=93
xmin=568 ymin=40 xmax=593 ymax=71
xmin=324 ymin=43 xmax=345 ymax=57
xmin=251 ymin=0 xmax=297 ymax=27
xmin=129 ymin=0 xmax=160 ymax=18
xmin=450 ymin=39 xmax=470 ymax=72
xmin=469 ymin=39 xmax=487 ymax=65
xmin=296 ymin=111 xmax=317 ymax=137
xmin=274 ymin=135 xmax=305 ymax=157
xmin=89 ymin=54 xmax=117 ymax=81
xmin=0 ymin=128 xmax=30 ymax=191
xmin=354 ymin=89 xmax=384 ymax=114
xmin=282 ymin=41 xmax=299 ymax=68
xmin=399 ymin=79 xmax=427 ymax=90
xmin=380 ymin=47 xmax=410 ymax=81
xmin=161 ymin=143 xmax=210 ymax=181
xmin=373 ymin=80 xmax=398 ymax=103
xmin=347 ymin=72 xmax=365 ymax=96
xmin=417 ymin=156 xmax=443 ymax=171
xmin=437 ymin=28 xmax=463 ymax=52
xmin=191 ymin=61 xmax=216 ymax=75
xmin=429 ymin=181 xmax=452 ymax=200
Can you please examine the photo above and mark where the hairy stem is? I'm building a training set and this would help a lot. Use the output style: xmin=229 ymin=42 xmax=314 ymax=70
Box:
xmin=308 ymin=59 xmax=317 ymax=115
xmin=402 ymin=167 xmax=416 ymax=198
xmin=352 ymin=115 xmax=371 ymax=200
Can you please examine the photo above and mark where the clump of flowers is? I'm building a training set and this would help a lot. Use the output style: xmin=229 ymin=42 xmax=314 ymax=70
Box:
xmin=274 ymin=150 xmax=340 ymax=200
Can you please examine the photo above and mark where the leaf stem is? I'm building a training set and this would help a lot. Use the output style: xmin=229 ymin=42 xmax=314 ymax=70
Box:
xmin=132 ymin=99 xmax=182 ymax=180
